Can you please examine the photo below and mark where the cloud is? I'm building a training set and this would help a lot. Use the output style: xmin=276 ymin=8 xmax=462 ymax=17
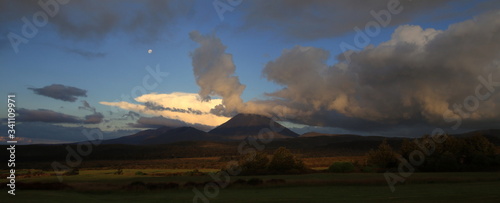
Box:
xmin=187 ymin=11 xmax=500 ymax=133
xmin=0 ymin=122 xmax=139 ymax=144
xmin=79 ymin=100 xmax=96 ymax=113
xmin=144 ymin=101 xmax=203 ymax=115
xmin=84 ymin=112 xmax=104 ymax=124
xmin=17 ymin=108 xmax=104 ymax=124
xmin=122 ymin=111 xmax=141 ymax=120
xmin=0 ymin=0 xmax=194 ymax=44
xmin=17 ymin=108 xmax=82 ymax=123
xmin=66 ymin=48 xmax=106 ymax=59
xmin=28 ymin=84 xmax=87 ymax=102
xmin=128 ymin=116 xmax=212 ymax=131
xmin=239 ymin=0 xmax=499 ymax=40
xmin=189 ymin=31 xmax=246 ymax=116
xmin=258 ymin=11 xmax=500 ymax=130
xmin=100 ymin=92 xmax=230 ymax=127
xmin=0 ymin=136 xmax=33 ymax=145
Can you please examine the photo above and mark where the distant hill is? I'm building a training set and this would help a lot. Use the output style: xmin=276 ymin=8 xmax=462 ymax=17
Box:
xmin=102 ymin=126 xmax=219 ymax=145
xmin=300 ymin=132 xmax=356 ymax=137
xmin=4 ymin=128 xmax=500 ymax=169
xmin=209 ymin=113 xmax=299 ymax=139
xmin=453 ymin=129 xmax=500 ymax=145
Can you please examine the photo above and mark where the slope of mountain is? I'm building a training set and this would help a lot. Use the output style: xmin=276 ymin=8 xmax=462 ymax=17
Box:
xmin=299 ymin=132 xmax=359 ymax=138
xmin=102 ymin=126 xmax=173 ymax=144
xmin=208 ymin=113 xmax=299 ymax=139
xmin=102 ymin=126 xmax=217 ymax=145
xmin=453 ymin=129 xmax=500 ymax=145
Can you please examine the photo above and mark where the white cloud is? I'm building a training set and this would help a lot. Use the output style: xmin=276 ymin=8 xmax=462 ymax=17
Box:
xmin=100 ymin=92 xmax=230 ymax=127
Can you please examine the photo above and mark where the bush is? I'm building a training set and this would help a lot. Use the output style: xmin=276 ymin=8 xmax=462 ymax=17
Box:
xmin=268 ymin=147 xmax=306 ymax=174
xmin=135 ymin=171 xmax=147 ymax=175
xmin=239 ymin=152 xmax=270 ymax=175
xmin=63 ymin=168 xmax=79 ymax=176
xmin=184 ymin=169 xmax=204 ymax=176
xmin=361 ymin=165 xmax=377 ymax=173
xmin=114 ymin=168 xmax=123 ymax=175
xmin=125 ymin=181 xmax=147 ymax=190
xmin=247 ymin=178 xmax=263 ymax=185
xmin=328 ymin=162 xmax=355 ymax=173
xmin=434 ymin=151 xmax=459 ymax=172
xmin=146 ymin=182 xmax=179 ymax=190
xmin=266 ymin=179 xmax=286 ymax=184
xmin=366 ymin=139 xmax=397 ymax=170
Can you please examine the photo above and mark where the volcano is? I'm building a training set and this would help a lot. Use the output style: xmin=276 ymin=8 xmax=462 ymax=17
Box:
xmin=209 ymin=113 xmax=299 ymax=139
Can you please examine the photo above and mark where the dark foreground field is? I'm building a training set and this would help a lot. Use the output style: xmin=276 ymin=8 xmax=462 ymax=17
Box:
xmin=2 ymin=170 xmax=500 ymax=202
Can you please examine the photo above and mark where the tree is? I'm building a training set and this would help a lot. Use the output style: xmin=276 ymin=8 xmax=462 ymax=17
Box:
xmin=434 ymin=151 xmax=459 ymax=172
xmin=366 ymin=139 xmax=397 ymax=170
xmin=400 ymin=139 xmax=417 ymax=159
xmin=463 ymin=135 xmax=495 ymax=156
xmin=239 ymin=152 xmax=270 ymax=175
xmin=268 ymin=147 xmax=305 ymax=173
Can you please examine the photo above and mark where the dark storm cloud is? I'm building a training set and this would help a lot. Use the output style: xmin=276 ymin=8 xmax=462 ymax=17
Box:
xmin=259 ymin=11 xmax=500 ymax=130
xmin=240 ymin=0 xmax=500 ymax=40
xmin=0 ymin=0 xmax=194 ymax=44
xmin=29 ymin=84 xmax=87 ymax=102
xmin=17 ymin=108 xmax=82 ymax=123
xmin=191 ymin=11 xmax=500 ymax=133
xmin=128 ymin=116 xmax=212 ymax=131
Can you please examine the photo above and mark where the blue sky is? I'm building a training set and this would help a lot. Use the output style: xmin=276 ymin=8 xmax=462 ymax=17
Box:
xmin=1 ymin=0 xmax=500 ymax=143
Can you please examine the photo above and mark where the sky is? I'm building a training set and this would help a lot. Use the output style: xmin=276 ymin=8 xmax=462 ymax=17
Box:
xmin=1 ymin=0 xmax=500 ymax=144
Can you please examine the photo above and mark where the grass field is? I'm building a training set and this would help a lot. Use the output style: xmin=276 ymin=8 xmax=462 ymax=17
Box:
xmin=2 ymin=180 xmax=500 ymax=202
xmin=1 ymin=170 xmax=500 ymax=202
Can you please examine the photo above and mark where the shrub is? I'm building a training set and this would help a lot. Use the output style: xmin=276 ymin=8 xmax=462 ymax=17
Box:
xmin=266 ymin=179 xmax=286 ymax=184
xmin=247 ymin=178 xmax=263 ymax=186
xmin=361 ymin=165 xmax=377 ymax=173
xmin=125 ymin=181 xmax=147 ymax=190
xmin=239 ymin=152 xmax=270 ymax=175
xmin=232 ymin=179 xmax=247 ymax=185
xmin=328 ymin=162 xmax=355 ymax=173
xmin=114 ymin=168 xmax=123 ymax=175
xmin=63 ymin=168 xmax=79 ymax=176
xmin=146 ymin=182 xmax=179 ymax=190
xmin=135 ymin=171 xmax=147 ymax=175
xmin=366 ymin=139 xmax=397 ymax=170
xmin=434 ymin=151 xmax=459 ymax=172
xmin=268 ymin=147 xmax=306 ymax=174
xmin=184 ymin=169 xmax=204 ymax=176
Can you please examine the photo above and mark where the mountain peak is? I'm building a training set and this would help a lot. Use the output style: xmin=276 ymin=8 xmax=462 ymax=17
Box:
xmin=209 ymin=113 xmax=299 ymax=138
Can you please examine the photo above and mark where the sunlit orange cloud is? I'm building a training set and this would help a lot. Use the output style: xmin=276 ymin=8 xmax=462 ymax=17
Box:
xmin=99 ymin=92 xmax=230 ymax=127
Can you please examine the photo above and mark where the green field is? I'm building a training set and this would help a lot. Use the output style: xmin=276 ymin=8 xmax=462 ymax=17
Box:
xmin=1 ymin=170 xmax=500 ymax=202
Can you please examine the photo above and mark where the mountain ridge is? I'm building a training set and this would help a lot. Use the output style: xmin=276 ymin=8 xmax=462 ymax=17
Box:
xmin=102 ymin=113 xmax=299 ymax=145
